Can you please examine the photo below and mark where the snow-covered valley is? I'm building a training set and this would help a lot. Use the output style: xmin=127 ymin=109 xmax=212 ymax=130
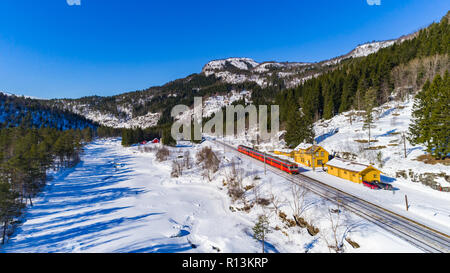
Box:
xmin=0 ymin=139 xmax=428 ymax=253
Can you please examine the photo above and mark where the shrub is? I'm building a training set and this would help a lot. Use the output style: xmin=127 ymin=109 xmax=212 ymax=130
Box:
xmin=156 ymin=147 xmax=170 ymax=162
xmin=196 ymin=146 xmax=220 ymax=181
xmin=171 ymin=160 xmax=183 ymax=177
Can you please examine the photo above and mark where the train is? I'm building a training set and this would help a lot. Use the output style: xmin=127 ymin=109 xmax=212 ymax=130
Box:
xmin=237 ymin=145 xmax=299 ymax=174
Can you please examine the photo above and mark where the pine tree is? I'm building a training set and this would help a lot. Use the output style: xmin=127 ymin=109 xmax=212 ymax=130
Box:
xmin=0 ymin=181 xmax=23 ymax=244
xmin=409 ymin=72 xmax=450 ymax=159
xmin=253 ymin=214 xmax=271 ymax=253
xmin=162 ymin=127 xmax=176 ymax=146
xmin=284 ymin=109 xmax=315 ymax=148
xmin=363 ymin=87 xmax=377 ymax=145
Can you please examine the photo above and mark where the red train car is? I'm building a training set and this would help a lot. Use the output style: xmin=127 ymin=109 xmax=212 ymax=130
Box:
xmin=238 ymin=145 xmax=299 ymax=174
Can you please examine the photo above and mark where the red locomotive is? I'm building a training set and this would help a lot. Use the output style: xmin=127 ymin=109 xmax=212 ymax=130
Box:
xmin=238 ymin=145 xmax=299 ymax=174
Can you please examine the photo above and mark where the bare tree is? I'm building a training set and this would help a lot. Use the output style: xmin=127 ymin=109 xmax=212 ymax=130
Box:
xmin=289 ymin=184 xmax=312 ymax=219
xmin=156 ymin=146 xmax=170 ymax=162
xmin=268 ymin=181 xmax=286 ymax=214
xmin=196 ymin=146 xmax=220 ymax=181
xmin=171 ymin=159 xmax=183 ymax=178
xmin=183 ymin=151 xmax=192 ymax=169
xmin=324 ymin=202 xmax=344 ymax=253
xmin=226 ymin=159 xmax=245 ymax=202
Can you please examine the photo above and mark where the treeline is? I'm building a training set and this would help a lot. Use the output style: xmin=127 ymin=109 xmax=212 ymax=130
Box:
xmin=277 ymin=11 xmax=450 ymax=147
xmin=0 ymin=93 xmax=97 ymax=130
xmin=0 ymin=127 xmax=93 ymax=244
xmin=96 ymin=126 xmax=122 ymax=139
xmin=409 ymin=71 xmax=449 ymax=159
xmin=121 ymin=125 xmax=176 ymax=147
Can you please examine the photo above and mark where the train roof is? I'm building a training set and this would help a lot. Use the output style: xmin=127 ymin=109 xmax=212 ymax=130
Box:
xmin=238 ymin=145 xmax=298 ymax=166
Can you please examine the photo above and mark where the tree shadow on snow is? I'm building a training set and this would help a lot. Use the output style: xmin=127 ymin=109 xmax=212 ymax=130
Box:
xmin=1 ymin=145 xmax=160 ymax=253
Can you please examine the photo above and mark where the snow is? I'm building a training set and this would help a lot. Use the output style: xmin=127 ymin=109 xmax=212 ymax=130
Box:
xmin=326 ymin=158 xmax=372 ymax=173
xmin=312 ymin=96 xmax=450 ymax=190
xmin=301 ymin=168 xmax=450 ymax=235
xmin=0 ymin=138 xmax=422 ymax=253
xmin=65 ymin=102 xmax=160 ymax=129
xmin=0 ymin=91 xmax=43 ymax=100
xmin=322 ymin=40 xmax=397 ymax=66
xmin=268 ymin=95 xmax=450 ymax=235
xmin=176 ymin=90 xmax=252 ymax=122
xmin=350 ymin=41 xmax=396 ymax=58
xmin=202 ymin=58 xmax=259 ymax=75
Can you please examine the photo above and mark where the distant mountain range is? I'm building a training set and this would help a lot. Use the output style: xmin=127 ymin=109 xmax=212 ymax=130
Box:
xmin=1 ymin=11 xmax=446 ymax=130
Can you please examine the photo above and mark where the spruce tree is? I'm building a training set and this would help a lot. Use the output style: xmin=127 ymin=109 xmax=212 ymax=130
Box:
xmin=363 ymin=87 xmax=377 ymax=145
xmin=253 ymin=214 xmax=271 ymax=253
xmin=409 ymin=72 xmax=449 ymax=159
xmin=284 ymin=109 xmax=315 ymax=148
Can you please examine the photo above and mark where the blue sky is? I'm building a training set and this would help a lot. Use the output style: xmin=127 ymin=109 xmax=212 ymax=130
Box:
xmin=0 ymin=0 xmax=448 ymax=99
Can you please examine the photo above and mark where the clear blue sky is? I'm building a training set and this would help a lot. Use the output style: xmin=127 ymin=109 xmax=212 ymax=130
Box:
xmin=0 ymin=0 xmax=448 ymax=99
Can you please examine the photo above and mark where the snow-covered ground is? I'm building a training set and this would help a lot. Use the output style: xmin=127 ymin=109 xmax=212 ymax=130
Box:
xmin=311 ymin=96 xmax=449 ymax=190
xmin=1 ymin=139 xmax=422 ymax=253
xmin=218 ymin=95 xmax=450 ymax=236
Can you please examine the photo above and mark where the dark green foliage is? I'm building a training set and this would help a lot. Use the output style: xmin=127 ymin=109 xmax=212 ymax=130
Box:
xmin=284 ymin=109 xmax=315 ymax=148
xmin=0 ymin=93 xmax=97 ymax=130
xmin=277 ymin=13 xmax=449 ymax=142
xmin=409 ymin=71 xmax=449 ymax=159
xmin=162 ymin=126 xmax=176 ymax=146
xmin=120 ymin=125 xmax=174 ymax=147
xmin=0 ymin=127 xmax=90 ymax=244
xmin=96 ymin=126 xmax=122 ymax=138
xmin=363 ymin=87 xmax=377 ymax=143
xmin=253 ymin=214 xmax=271 ymax=253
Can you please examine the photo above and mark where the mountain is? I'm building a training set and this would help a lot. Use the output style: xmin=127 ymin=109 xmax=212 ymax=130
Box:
xmin=0 ymin=92 xmax=97 ymax=130
xmin=49 ymin=38 xmax=410 ymax=129
xmin=2 ymin=11 xmax=448 ymax=131
xmin=200 ymin=39 xmax=405 ymax=89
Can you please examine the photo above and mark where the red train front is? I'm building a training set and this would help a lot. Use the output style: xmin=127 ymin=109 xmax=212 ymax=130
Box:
xmin=237 ymin=145 xmax=299 ymax=174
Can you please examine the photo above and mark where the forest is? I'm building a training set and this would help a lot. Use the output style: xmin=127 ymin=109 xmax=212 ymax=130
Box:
xmin=277 ymin=12 xmax=449 ymax=148
xmin=409 ymin=71 xmax=449 ymax=159
xmin=0 ymin=126 xmax=95 ymax=244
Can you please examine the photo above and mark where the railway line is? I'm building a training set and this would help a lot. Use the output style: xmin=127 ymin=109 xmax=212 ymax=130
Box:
xmin=213 ymin=139 xmax=450 ymax=253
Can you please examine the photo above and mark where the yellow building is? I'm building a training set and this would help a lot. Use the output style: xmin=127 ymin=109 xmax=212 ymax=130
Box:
xmin=325 ymin=158 xmax=382 ymax=184
xmin=292 ymin=144 xmax=329 ymax=168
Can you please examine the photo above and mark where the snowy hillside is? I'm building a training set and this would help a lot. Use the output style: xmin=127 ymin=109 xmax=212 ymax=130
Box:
xmin=202 ymin=40 xmax=402 ymax=88
xmin=64 ymin=102 xmax=160 ymax=129
xmin=305 ymin=96 xmax=449 ymax=192
xmin=322 ymin=40 xmax=396 ymax=66
xmin=202 ymin=57 xmax=320 ymax=88
xmin=350 ymin=40 xmax=396 ymax=58
xmin=177 ymin=90 xmax=252 ymax=123
xmin=0 ymin=92 xmax=96 ymax=130
xmin=41 ymin=37 xmax=407 ymax=129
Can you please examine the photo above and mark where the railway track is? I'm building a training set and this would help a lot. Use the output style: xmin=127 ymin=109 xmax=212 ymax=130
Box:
xmin=213 ymin=139 xmax=450 ymax=253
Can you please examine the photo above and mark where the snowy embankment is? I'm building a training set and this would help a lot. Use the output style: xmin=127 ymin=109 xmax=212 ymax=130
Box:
xmin=255 ymin=95 xmax=450 ymax=235
xmin=305 ymin=96 xmax=450 ymax=234
xmin=312 ymin=96 xmax=449 ymax=189
xmin=223 ymin=96 xmax=450 ymax=235
xmin=1 ymin=139 xmax=420 ymax=253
